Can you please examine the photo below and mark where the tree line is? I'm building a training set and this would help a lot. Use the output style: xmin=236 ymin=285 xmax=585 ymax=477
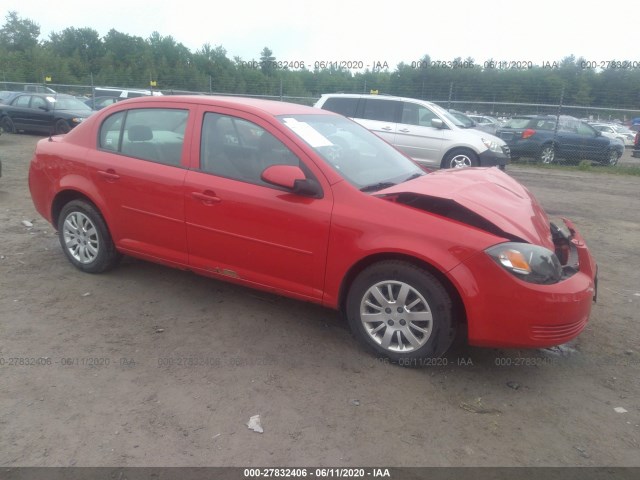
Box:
xmin=2 ymin=11 xmax=640 ymax=113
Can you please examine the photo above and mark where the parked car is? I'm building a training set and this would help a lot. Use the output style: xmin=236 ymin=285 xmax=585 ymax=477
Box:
xmin=496 ymin=115 xmax=623 ymax=165
xmin=314 ymin=94 xmax=510 ymax=169
xmin=84 ymin=96 xmax=124 ymax=110
xmin=590 ymin=123 xmax=635 ymax=147
xmin=28 ymin=95 xmax=597 ymax=362
xmin=449 ymin=110 xmax=499 ymax=136
xmin=632 ymin=131 xmax=640 ymax=158
xmin=0 ymin=93 xmax=94 ymax=135
xmin=467 ymin=114 xmax=500 ymax=135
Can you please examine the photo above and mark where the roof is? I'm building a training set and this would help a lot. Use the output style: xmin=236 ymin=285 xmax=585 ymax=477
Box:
xmin=117 ymin=95 xmax=331 ymax=117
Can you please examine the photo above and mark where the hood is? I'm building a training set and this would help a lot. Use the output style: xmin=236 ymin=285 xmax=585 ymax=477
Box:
xmin=377 ymin=168 xmax=554 ymax=249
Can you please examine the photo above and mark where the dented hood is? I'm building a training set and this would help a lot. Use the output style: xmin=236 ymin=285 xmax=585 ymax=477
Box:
xmin=377 ymin=168 xmax=554 ymax=249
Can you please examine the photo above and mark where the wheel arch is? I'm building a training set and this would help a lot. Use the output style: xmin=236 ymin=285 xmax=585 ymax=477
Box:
xmin=440 ymin=146 xmax=479 ymax=168
xmin=51 ymin=189 xmax=106 ymax=228
xmin=337 ymin=252 xmax=467 ymax=329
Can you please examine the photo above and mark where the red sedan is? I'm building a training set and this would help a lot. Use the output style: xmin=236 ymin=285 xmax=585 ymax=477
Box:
xmin=28 ymin=95 xmax=597 ymax=363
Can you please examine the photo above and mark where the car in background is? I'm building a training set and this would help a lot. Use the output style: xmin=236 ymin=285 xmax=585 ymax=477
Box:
xmin=84 ymin=96 xmax=124 ymax=110
xmin=315 ymin=94 xmax=509 ymax=169
xmin=28 ymin=95 xmax=596 ymax=362
xmin=467 ymin=114 xmax=501 ymax=135
xmin=632 ymin=131 xmax=640 ymax=158
xmin=449 ymin=110 xmax=499 ymax=136
xmin=590 ymin=123 xmax=635 ymax=147
xmin=0 ymin=90 xmax=19 ymax=104
xmin=496 ymin=115 xmax=623 ymax=165
xmin=0 ymin=92 xmax=94 ymax=135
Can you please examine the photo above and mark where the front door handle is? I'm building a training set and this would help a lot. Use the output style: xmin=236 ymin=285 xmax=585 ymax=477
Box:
xmin=381 ymin=126 xmax=393 ymax=131
xmin=192 ymin=191 xmax=221 ymax=205
xmin=398 ymin=128 xmax=410 ymax=133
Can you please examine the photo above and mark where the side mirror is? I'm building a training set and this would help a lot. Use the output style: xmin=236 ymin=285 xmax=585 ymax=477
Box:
xmin=431 ymin=118 xmax=444 ymax=129
xmin=261 ymin=165 xmax=322 ymax=197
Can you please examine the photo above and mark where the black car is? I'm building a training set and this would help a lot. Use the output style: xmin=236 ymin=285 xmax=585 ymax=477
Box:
xmin=496 ymin=115 xmax=624 ymax=165
xmin=0 ymin=92 xmax=93 ymax=135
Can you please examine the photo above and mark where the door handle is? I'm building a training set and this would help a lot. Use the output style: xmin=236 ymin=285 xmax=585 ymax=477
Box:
xmin=398 ymin=128 xmax=410 ymax=133
xmin=97 ymin=169 xmax=120 ymax=181
xmin=191 ymin=191 xmax=221 ymax=205
xmin=381 ymin=126 xmax=393 ymax=131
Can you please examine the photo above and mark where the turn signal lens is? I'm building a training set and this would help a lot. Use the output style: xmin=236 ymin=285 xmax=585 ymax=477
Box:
xmin=498 ymin=249 xmax=531 ymax=274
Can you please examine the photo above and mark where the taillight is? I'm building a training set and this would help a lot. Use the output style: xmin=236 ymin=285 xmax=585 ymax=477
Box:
xmin=522 ymin=129 xmax=536 ymax=139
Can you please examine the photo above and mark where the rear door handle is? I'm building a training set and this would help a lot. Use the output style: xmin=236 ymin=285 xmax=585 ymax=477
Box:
xmin=191 ymin=191 xmax=221 ymax=205
xmin=97 ymin=169 xmax=120 ymax=181
xmin=381 ymin=126 xmax=393 ymax=131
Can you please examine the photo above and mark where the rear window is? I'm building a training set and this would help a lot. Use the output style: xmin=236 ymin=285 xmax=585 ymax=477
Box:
xmin=503 ymin=118 xmax=534 ymax=129
xmin=321 ymin=97 xmax=359 ymax=117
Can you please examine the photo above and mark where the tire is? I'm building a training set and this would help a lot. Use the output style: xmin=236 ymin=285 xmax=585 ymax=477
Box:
xmin=54 ymin=119 xmax=71 ymax=135
xmin=57 ymin=200 xmax=121 ymax=273
xmin=442 ymin=148 xmax=479 ymax=169
xmin=538 ymin=144 xmax=555 ymax=164
xmin=346 ymin=260 xmax=455 ymax=364
xmin=1 ymin=116 xmax=15 ymax=134
xmin=605 ymin=149 xmax=620 ymax=166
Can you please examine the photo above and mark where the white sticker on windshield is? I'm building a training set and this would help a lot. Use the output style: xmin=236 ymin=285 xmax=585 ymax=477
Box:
xmin=283 ymin=117 xmax=333 ymax=147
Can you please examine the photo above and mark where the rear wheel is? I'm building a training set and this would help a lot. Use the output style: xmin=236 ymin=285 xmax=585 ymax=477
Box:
xmin=538 ymin=144 xmax=555 ymax=164
xmin=346 ymin=261 xmax=455 ymax=364
xmin=1 ymin=116 xmax=15 ymax=134
xmin=442 ymin=148 xmax=479 ymax=169
xmin=57 ymin=200 xmax=121 ymax=273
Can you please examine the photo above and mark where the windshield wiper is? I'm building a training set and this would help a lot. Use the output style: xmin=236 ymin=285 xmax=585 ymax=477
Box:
xmin=360 ymin=181 xmax=397 ymax=192
xmin=403 ymin=173 xmax=424 ymax=182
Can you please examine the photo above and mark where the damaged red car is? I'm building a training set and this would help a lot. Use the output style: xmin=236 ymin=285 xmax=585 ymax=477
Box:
xmin=28 ymin=96 xmax=597 ymax=362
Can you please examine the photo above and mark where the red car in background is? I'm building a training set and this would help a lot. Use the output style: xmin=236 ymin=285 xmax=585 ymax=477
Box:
xmin=28 ymin=96 xmax=597 ymax=363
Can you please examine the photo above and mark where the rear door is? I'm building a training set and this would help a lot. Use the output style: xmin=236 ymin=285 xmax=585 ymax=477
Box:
xmin=87 ymin=105 xmax=191 ymax=266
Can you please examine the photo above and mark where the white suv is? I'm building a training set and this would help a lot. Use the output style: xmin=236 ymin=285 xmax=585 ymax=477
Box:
xmin=314 ymin=94 xmax=510 ymax=169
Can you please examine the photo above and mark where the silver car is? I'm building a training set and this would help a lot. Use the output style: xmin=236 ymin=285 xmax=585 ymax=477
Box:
xmin=314 ymin=94 xmax=510 ymax=169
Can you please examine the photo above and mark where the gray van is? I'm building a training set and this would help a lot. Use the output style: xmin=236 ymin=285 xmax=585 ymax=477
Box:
xmin=314 ymin=94 xmax=510 ymax=169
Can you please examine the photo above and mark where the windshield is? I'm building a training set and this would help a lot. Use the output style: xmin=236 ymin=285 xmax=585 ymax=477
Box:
xmin=429 ymin=103 xmax=466 ymax=128
xmin=449 ymin=110 xmax=475 ymax=128
xmin=278 ymin=114 xmax=424 ymax=191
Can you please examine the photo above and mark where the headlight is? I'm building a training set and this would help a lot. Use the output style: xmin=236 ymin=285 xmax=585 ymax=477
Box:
xmin=481 ymin=137 xmax=504 ymax=153
xmin=486 ymin=242 xmax=562 ymax=285
xmin=70 ymin=117 xmax=84 ymax=124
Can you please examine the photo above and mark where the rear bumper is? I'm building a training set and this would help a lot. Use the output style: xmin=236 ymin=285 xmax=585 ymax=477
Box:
xmin=449 ymin=222 xmax=597 ymax=349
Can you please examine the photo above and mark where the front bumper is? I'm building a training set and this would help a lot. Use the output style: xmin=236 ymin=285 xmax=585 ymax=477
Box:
xmin=478 ymin=146 xmax=510 ymax=167
xmin=449 ymin=219 xmax=597 ymax=349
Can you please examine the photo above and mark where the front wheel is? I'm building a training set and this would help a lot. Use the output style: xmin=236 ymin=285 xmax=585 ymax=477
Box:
xmin=346 ymin=261 xmax=455 ymax=363
xmin=442 ymin=149 xmax=479 ymax=169
xmin=538 ymin=144 xmax=555 ymax=164
xmin=605 ymin=149 xmax=620 ymax=166
xmin=54 ymin=119 xmax=71 ymax=134
xmin=57 ymin=200 xmax=121 ymax=273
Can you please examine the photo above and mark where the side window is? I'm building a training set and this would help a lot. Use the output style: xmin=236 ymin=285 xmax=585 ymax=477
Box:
xmin=322 ymin=97 xmax=359 ymax=117
xmin=362 ymin=99 xmax=399 ymax=122
xmin=98 ymin=108 xmax=188 ymax=166
xmin=401 ymin=102 xmax=437 ymax=127
xmin=576 ymin=123 xmax=596 ymax=136
xmin=31 ymin=96 xmax=47 ymax=110
xmin=13 ymin=95 xmax=31 ymax=107
xmin=200 ymin=112 xmax=299 ymax=186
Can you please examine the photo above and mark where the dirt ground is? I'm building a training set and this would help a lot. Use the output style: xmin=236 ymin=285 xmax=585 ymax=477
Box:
xmin=1 ymin=132 xmax=639 ymax=468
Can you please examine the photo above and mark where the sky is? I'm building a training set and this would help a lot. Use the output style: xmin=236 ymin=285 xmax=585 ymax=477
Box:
xmin=2 ymin=0 xmax=636 ymax=70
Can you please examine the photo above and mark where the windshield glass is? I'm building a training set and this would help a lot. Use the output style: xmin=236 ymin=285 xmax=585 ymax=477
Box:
xmin=278 ymin=114 xmax=423 ymax=190
xmin=429 ymin=103 xmax=466 ymax=127
xmin=449 ymin=110 xmax=475 ymax=128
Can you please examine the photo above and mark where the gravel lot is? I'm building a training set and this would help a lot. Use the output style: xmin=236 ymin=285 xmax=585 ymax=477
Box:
xmin=1 ymin=132 xmax=639 ymax=467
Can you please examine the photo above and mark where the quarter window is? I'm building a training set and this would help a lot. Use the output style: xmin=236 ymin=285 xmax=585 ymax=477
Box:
xmin=200 ymin=113 xmax=299 ymax=186
xmin=98 ymin=108 xmax=188 ymax=166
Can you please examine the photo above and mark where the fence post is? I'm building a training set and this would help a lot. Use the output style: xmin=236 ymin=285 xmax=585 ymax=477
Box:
xmin=447 ymin=82 xmax=453 ymax=110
